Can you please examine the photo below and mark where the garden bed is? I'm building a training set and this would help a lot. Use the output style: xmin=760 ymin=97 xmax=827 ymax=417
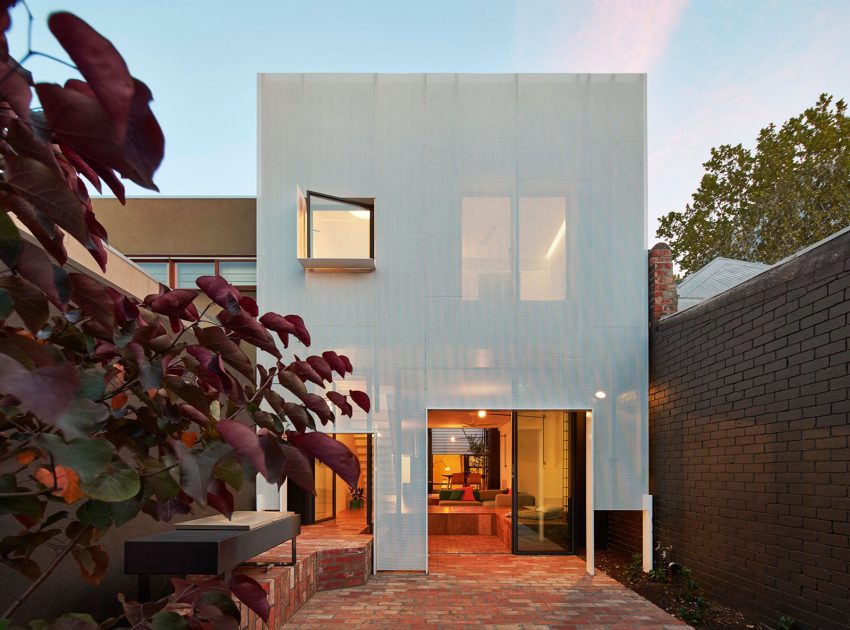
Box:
xmin=594 ymin=549 xmax=782 ymax=629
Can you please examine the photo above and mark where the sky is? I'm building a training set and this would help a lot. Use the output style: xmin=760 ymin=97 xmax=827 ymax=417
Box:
xmin=8 ymin=0 xmax=850 ymax=244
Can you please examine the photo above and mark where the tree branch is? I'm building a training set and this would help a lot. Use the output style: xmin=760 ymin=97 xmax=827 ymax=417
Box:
xmin=2 ymin=524 xmax=91 ymax=621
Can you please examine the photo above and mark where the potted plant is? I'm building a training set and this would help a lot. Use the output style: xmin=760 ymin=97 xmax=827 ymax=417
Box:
xmin=348 ymin=486 xmax=365 ymax=509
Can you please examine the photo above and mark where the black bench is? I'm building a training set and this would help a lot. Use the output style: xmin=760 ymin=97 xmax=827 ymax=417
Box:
xmin=125 ymin=512 xmax=300 ymax=599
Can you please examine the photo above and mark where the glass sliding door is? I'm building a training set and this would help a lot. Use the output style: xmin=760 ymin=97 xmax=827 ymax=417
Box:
xmin=314 ymin=459 xmax=336 ymax=522
xmin=512 ymin=411 xmax=573 ymax=553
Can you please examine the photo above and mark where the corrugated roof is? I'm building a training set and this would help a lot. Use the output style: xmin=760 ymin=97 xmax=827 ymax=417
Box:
xmin=677 ymin=257 xmax=771 ymax=311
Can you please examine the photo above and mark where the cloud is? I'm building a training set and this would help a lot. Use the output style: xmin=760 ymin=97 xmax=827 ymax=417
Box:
xmin=548 ymin=0 xmax=689 ymax=72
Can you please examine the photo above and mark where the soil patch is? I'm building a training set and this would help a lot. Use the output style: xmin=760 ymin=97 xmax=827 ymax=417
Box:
xmin=595 ymin=549 xmax=779 ymax=629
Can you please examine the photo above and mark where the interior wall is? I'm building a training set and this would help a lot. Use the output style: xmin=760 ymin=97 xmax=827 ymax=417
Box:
xmin=501 ymin=421 xmax=512 ymax=489
xmin=431 ymin=454 xmax=463 ymax=488
xmin=335 ymin=433 xmax=358 ymax=512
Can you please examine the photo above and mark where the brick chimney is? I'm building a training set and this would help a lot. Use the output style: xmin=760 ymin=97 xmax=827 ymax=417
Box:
xmin=649 ymin=243 xmax=677 ymax=322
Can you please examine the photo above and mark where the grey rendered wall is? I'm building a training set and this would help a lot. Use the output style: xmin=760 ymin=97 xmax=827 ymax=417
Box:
xmin=257 ymin=73 xmax=648 ymax=570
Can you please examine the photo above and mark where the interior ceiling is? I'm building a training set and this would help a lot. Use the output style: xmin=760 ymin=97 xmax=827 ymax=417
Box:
xmin=427 ymin=409 xmax=512 ymax=429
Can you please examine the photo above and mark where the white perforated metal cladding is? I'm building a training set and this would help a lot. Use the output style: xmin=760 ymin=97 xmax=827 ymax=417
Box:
xmin=257 ymin=74 xmax=648 ymax=571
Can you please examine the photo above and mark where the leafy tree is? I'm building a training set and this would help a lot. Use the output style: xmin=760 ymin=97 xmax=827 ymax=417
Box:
xmin=0 ymin=4 xmax=369 ymax=628
xmin=657 ymin=94 xmax=850 ymax=275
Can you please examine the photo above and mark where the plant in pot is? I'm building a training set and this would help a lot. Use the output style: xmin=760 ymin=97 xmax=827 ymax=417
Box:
xmin=348 ymin=486 xmax=365 ymax=509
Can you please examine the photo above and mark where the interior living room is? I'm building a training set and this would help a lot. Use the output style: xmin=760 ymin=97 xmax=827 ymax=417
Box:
xmin=427 ymin=410 xmax=584 ymax=556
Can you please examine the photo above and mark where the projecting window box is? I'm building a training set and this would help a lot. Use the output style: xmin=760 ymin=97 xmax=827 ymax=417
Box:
xmin=297 ymin=187 xmax=375 ymax=271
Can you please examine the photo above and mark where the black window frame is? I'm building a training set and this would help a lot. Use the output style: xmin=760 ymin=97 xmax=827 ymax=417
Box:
xmin=305 ymin=190 xmax=374 ymax=259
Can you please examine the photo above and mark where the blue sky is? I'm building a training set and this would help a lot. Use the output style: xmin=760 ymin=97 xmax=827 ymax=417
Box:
xmin=8 ymin=0 xmax=850 ymax=243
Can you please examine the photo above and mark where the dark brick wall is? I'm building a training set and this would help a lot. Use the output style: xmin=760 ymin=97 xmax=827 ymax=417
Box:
xmin=604 ymin=510 xmax=643 ymax=556
xmin=649 ymin=231 xmax=850 ymax=630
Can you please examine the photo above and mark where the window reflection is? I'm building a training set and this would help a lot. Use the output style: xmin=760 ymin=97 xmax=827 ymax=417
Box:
xmin=461 ymin=197 xmax=511 ymax=300
xmin=519 ymin=196 xmax=566 ymax=301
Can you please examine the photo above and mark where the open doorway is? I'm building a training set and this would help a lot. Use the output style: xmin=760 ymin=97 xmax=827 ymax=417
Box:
xmin=427 ymin=410 xmax=587 ymax=558
xmin=287 ymin=432 xmax=373 ymax=535
xmin=427 ymin=410 xmax=513 ymax=556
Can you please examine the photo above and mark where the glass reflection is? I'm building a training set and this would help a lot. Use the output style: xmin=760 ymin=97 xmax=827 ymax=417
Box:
xmin=461 ymin=197 xmax=511 ymax=300
xmin=519 ymin=197 xmax=566 ymax=301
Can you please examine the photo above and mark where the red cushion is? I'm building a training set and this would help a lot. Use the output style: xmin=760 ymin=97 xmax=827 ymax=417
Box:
xmin=461 ymin=486 xmax=475 ymax=501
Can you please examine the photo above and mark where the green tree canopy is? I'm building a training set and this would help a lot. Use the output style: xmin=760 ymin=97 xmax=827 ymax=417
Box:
xmin=657 ymin=94 xmax=850 ymax=275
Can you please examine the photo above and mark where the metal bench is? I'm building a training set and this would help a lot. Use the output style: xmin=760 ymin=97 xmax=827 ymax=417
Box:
xmin=125 ymin=511 xmax=300 ymax=599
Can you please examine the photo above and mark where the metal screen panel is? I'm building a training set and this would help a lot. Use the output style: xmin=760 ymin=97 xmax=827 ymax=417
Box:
xmin=257 ymin=73 xmax=648 ymax=569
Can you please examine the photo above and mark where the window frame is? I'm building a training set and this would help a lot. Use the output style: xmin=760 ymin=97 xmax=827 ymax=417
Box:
xmin=130 ymin=257 xmax=257 ymax=291
xmin=305 ymin=190 xmax=375 ymax=260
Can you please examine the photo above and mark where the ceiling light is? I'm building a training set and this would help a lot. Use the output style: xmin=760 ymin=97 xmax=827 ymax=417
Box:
xmin=450 ymin=435 xmax=456 ymax=442
xmin=477 ymin=410 xmax=487 ymax=418
xmin=349 ymin=210 xmax=371 ymax=220
xmin=444 ymin=466 xmax=450 ymax=471
xmin=545 ymin=220 xmax=566 ymax=259
xmin=595 ymin=391 xmax=606 ymax=399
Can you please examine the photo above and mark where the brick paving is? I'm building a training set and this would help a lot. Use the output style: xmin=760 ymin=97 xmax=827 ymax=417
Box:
xmin=428 ymin=534 xmax=510 ymax=554
xmin=285 ymin=553 xmax=687 ymax=629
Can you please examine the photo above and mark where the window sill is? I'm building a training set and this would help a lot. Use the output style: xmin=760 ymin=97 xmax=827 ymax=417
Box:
xmin=298 ymin=258 xmax=375 ymax=272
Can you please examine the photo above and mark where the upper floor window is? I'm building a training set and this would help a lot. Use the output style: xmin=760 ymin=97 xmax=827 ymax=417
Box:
xmin=132 ymin=258 xmax=257 ymax=289
xmin=297 ymin=188 xmax=375 ymax=271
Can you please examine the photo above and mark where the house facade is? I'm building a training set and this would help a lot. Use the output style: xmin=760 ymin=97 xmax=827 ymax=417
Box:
xmin=256 ymin=73 xmax=649 ymax=571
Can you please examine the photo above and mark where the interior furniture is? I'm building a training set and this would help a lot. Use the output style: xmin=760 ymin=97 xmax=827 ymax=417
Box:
xmin=467 ymin=472 xmax=482 ymax=489
xmin=449 ymin=473 xmax=465 ymax=487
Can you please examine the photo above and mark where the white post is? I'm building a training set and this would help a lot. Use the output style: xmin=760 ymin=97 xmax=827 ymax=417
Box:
xmin=585 ymin=411 xmax=594 ymax=576
xmin=642 ymin=494 xmax=653 ymax=572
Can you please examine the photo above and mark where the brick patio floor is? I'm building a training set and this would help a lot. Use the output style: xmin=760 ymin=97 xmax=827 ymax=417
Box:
xmin=428 ymin=534 xmax=510 ymax=554
xmin=285 ymin=553 xmax=687 ymax=629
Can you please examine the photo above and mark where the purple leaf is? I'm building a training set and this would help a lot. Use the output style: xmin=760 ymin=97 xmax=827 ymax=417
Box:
xmin=216 ymin=420 xmax=268 ymax=479
xmin=194 ymin=328 xmax=254 ymax=381
xmin=306 ymin=355 xmax=333 ymax=383
xmin=286 ymin=431 xmax=360 ymax=489
xmin=326 ymin=391 xmax=353 ymax=418
xmin=147 ymin=288 xmax=198 ymax=319
xmin=206 ymin=479 xmax=234 ymax=520
xmin=350 ymin=390 xmax=371 ymax=413
xmin=301 ymin=393 xmax=334 ymax=425
xmin=258 ymin=313 xmax=295 ymax=348
xmin=0 ymin=57 xmax=32 ymax=119
xmin=4 ymin=155 xmax=89 ymax=246
xmin=121 ymin=79 xmax=164 ymax=190
xmin=339 ymin=354 xmax=353 ymax=374
xmin=69 ymin=272 xmax=115 ymax=329
xmin=2 ymin=192 xmax=68 ymax=266
xmin=0 ymin=354 xmax=79 ymax=425
xmin=287 ymin=360 xmax=323 ymax=387
xmin=284 ymin=314 xmax=311 ymax=346
xmin=227 ymin=575 xmax=270 ymax=623
xmin=217 ymin=310 xmax=280 ymax=359
xmin=0 ymin=275 xmax=49 ymax=331
xmin=48 ymin=12 xmax=134 ymax=138
xmin=282 ymin=402 xmax=316 ymax=432
xmin=277 ymin=369 xmax=308 ymax=399
xmin=278 ymin=440 xmax=315 ymax=494
xmin=196 ymin=275 xmax=240 ymax=315
xmin=238 ymin=295 xmax=258 ymax=317
xmin=321 ymin=351 xmax=347 ymax=378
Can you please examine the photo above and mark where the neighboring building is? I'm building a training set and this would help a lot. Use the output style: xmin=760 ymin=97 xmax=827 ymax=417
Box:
xmin=92 ymin=196 xmax=256 ymax=294
xmin=256 ymin=73 xmax=650 ymax=572
xmin=677 ymin=257 xmax=771 ymax=310
xmin=646 ymin=230 xmax=850 ymax=629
